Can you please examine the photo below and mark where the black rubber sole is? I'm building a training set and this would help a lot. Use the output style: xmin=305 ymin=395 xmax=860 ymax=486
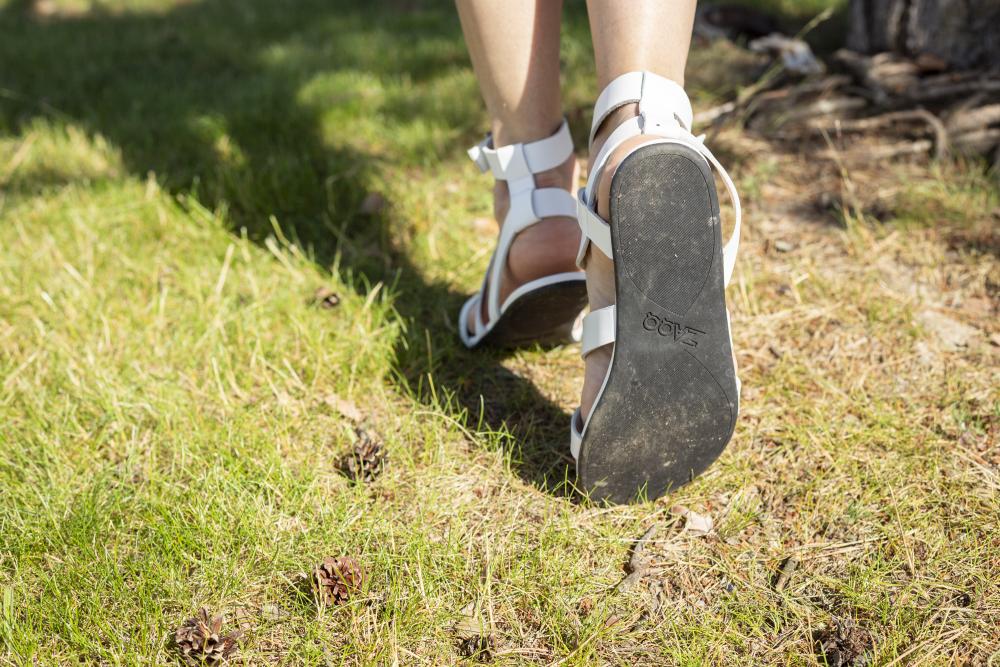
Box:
xmin=577 ymin=143 xmax=738 ymax=504
xmin=477 ymin=278 xmax=588 ymax=348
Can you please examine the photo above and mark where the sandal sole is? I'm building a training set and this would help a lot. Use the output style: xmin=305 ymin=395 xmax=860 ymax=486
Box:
xmin=577 ymin=143 xmax=738 ymax=503
xmin=477 ymin=278 xmax=588 ymax=348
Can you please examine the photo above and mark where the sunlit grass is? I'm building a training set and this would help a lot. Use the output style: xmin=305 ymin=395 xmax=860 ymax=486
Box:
xmin=1 ymin=0 xmax=997 ymax=664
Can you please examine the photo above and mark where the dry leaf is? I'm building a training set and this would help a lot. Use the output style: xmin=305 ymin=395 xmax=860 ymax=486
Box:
xmin=452 ymin=603 xmax=494 ymax=661
xmin=452 ymin=602 xmax=482 ymax=638
xmin=260 ymin=604 xmax=288 ymax=621
xmin=324 ymin=394 xmax=362 ymax=423
xmin=815 ymin=619 xmax=873 ymax=667
xmin=685 ymin=511 xmax=714 ymax=535
xmin=671 ymin=505 xmax=714 ymax=536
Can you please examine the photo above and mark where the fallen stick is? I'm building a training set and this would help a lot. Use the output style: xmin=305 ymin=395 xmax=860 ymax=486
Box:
xmin=819 ymin=138 xmax=934 ymax=161
xmin=810 ymin=109 xmax=949 ymax=157
xmin=694 ymin=101 xmax=736 ymax=126
xmin=616 ymin=525 xmax=657 ymax=592
xmin=952 ymin=128 xmax=1000 ymax=154
xmin=911 ymin=80 xmax=1000 ymax=102
xmin=946 ymin=104 xmax=1000 ymax=134
xmin=772 ymin=556 xmax=799 ymax=592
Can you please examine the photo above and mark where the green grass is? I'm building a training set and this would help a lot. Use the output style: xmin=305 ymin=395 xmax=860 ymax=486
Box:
xmin=2 ymin=0 xmax=999 ymax=664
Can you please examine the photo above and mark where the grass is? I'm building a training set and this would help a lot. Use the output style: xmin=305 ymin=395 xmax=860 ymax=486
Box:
xmin=1 ymin=0 xmax=998 ymax=664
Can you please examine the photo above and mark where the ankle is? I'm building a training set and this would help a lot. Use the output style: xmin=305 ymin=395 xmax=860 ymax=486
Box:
xmin=492 ymin=117 xmax=564 ymax=152
xmin=533 ymin=154 xmax=577 ymax=192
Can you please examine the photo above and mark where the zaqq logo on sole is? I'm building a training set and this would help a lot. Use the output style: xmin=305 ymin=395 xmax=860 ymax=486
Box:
xmin=642 ymin=312 xmax=705 ymax=347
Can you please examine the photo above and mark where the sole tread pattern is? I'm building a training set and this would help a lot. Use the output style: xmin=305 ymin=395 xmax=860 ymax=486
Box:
xmin=578 ymin=143 xmax=738 ymax=504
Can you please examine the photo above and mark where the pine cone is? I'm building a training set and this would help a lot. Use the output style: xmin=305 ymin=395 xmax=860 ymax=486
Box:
xmin=337 ymin=428 xmax=386 ymax=483
xmin=311 ymin=286 xmax=341 ymax=309
xmin=311 ymin=556 xmax=364 ymax=606
xmin=457 ymin=634 xmax=495 ymax=661
xmin=173 ymin=608 xmax=239 ymax=665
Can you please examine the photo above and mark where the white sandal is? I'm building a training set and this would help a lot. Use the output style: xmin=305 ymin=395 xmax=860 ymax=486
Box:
xmin=570 ymin=72 xmax=743 ymax=503
xmin=459 ymin=120 xmax=588 ymax=348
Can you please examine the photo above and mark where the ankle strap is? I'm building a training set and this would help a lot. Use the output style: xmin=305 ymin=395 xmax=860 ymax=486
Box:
xmin=577 ymin=71 xmax=742 ymax=289
xmin=589 ymin=71 xmax=693 ymax=148
xmin=468 ymin=119 xmax=573 ymax=183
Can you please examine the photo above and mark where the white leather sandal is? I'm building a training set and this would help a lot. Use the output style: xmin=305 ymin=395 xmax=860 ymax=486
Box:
xmin=570 ymin=72 xmax=743 ymax=503
xmin=459 ymin=120 xmax=588 ymax=349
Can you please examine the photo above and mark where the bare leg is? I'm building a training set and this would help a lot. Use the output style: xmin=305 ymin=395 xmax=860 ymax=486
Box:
xmin=580 ymin=0 xmax=697 ymax=418
xmin=456 ymin=0 xmax=581 ymax=331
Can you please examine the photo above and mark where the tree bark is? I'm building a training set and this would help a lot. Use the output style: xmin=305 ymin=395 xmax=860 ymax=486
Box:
xmin=847 ymin=0 xmax=1000 ymax=70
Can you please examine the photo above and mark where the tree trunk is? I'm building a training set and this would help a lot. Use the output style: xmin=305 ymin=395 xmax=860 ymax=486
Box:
xmin=847 ymin=0 xmax=1000 ymax=70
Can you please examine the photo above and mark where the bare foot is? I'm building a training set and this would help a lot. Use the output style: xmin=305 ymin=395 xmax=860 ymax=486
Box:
xmin=579 ymin=103 xmax=666 ymax=420
xmin=466 ymin=154 xmax=581 ymax=333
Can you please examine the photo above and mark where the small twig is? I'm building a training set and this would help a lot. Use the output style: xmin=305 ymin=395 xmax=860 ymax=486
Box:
xmin=772 ymin=556 xmax=799 ymax=592
xmin=818 ymin=139 xmax=935 ymax=162
xmin=693 ymin=101 xmax=736 ymax=127
xmin=790 ymin=534 xmax=890 ymax=559
xmin=911 ymin=80 xmax=1000 ymax=102
xmin=793 ymin=6 xmax=835 ymax=41
xmin=784 ymin=95 xmax=870 ymax=123
xmin=615 ymin=525 xmax=657 ymax=592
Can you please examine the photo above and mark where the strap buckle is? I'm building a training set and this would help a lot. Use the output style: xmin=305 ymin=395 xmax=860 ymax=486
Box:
xmin=467 ymin=135 xmax=492 ymax=174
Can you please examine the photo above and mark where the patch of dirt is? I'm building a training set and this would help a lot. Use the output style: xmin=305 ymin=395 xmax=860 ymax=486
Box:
xmin=915 ymin=309 xmax=981 ymax=349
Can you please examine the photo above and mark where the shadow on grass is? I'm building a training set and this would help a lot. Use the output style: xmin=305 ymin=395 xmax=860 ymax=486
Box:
xmin=0 ymin=0 xmax=575 ymax=492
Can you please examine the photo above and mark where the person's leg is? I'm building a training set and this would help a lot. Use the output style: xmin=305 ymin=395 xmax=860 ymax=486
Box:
xmin=580 ymin=0 xmax=697 ymax=418
xmin=456 ymin=0 xmax=580 ymax=331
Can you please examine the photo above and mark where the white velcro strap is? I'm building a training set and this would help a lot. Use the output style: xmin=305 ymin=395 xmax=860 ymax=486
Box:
xmin=590 ymin=72 xmax=645 ymax=146
xmin=584 ymin=70 xmax=742 ymax=285
xmin=589 ymin=72 xmax=693 ymax=147
xmin=575 ymin=188 xmax=613 ymax=265
xmin=467 ymin=119 xmax=573 ymax=182
xmin=533 ymin=187 xmax=576 ymax=220
xmin=521 ymin=119 xmax=573 ymax=173
xmin=638 ymin=73 xmax=693 ymax=135
xmin=581 ymin=305 xmax=616 ymax=358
